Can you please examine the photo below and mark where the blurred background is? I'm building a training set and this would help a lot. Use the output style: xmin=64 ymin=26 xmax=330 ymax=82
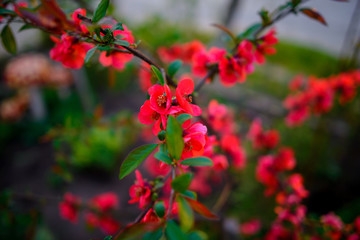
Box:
xmin=0 ymin=0 xmax=360 ymax=239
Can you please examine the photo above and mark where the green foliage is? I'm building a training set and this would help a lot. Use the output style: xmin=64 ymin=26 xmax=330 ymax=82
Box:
xmin=168 ymin=60 xmax=183 ymax=77
xmin=166 ymin=116 xmax=184 ymax=160
xmin=119 ymin=143 xmax=159 ymax=179
xmin=92 ymin=0 xmax=110 ymax=23
xmin=154 ymin=201 xmax=166 ymax=218
xmin=177 ymin=195 xmax=194 ymax=232
xmin=84 ymin=46 xmax=98 ymax=63
xmin=1 ymin=25 xmax=17 ymax=54
xmin=171 ymin=173 xmax=193 ymax=193
xmin=151 ymin=65 xmax=165 ymax=85
xmin=176 ymin=114 xmax=192 ymax=125
xmin=181 ymin=157 xmax=213 ymax=167
xmin=165 ymin=220 xmax=187 ymax=240
xmin=154 ymin=150 xmax=173 ymax=165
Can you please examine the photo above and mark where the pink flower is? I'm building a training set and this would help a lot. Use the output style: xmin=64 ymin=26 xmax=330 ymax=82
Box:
xmin=128 ymin=170 xmax=152 ymax=209
xmin=141 ymin=209 xmax=161 ymax=223
xmin=255 ymin=29 xmax=278 ymax=64
xmin=247 ymin=118 xmax=280 ymax=149
xmin=256 ymin=155 xmax=278 ymax=196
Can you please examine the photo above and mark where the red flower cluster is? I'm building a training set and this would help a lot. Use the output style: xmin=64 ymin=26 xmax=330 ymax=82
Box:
xmin=128 ymin=170 xmax=152 ymax=209
xmin=256 ymin=147 xmax=297 ymax=196
xmin=138 ymin=78 xmax=202 ymax=137
xmin=247 ymin=118 xmax=280 ymax=149
xmin=284 ymin=70 xmax=360 ymax=126
xmin=156 ymin=29 xmax=277 ymax=87
xmin=59 ymin=192 xmax=120 ymax=234
xmin=157 ymin=40 xmax=205 ymax=64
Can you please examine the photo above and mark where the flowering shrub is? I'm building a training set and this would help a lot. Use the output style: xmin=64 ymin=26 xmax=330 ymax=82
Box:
xmin=0 ymin=0 xmax=359 ymax=239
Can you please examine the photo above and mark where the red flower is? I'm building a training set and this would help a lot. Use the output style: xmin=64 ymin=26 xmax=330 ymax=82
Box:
xmin=256 ymin=155 xmax=278 ymax=196
xmin=212 ymin=154 xmax=229 ymax=171
xmin=129 ymin=170 xmax=152 ymax=209
xmin=89 ymin=192 xmax=119 ymax=212
xmin=247 ymin=118 xmax=280 ymax=149
xmin=175 ymin=78 xmax=202 ymax=116
xmin=221 ymin=134 xmax=246 ymax=169
xmin=273 ymin=147 xmax=296 ymax=171
xmin=98 ymin=216 xmax=121 ymax=235
xmin=157 ymin=40 xmax=205 ymax=64
xmin=207 ymin=100 xmax=235 ymax=135
xmin=50 ymin=34 xmax=93 ymax=69
xmin=181 ymin=122 xmax=207 ymax=159
xmin=72 ymin=8 xmax=88 ymax=33
xmin=284 ymin=93 xmax=311 ymax=126
xmin=308 ymin=78 xmax=334 ymax=114
xmin=141 ymin=209 xmax=161 ymax=223
xmin=192 ymin=47 xmax=226 ymax=77
xmin=255 ymin=29 xmax=278 ymax=64
xmin=59 ymin=193 xmax=81 ymax=223
xmin=240 ymin=219 xmax=261 ymax=236
xmin=219 ymin=57 xmax=244 ymax=86
xmin=287 ymin=173 xmax=308 ymax=199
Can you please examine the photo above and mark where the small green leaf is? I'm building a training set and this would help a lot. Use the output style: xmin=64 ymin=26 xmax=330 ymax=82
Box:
xmin=180 ymin=157 xmax=213 ymax=167
xmin=237 ymin=23 xmax=262 ymax=40
xmin=18 ymin=24 xmax=35 ymax=32
xmin=97 ymin=45 xmax=112 ymax=51
xmin=154 ymin=151 xmax=173 ymax=165
xmin=171 ymin=173 xmax=193 ymax=193
xmin=176 ymin=113 xmax=192 ymax=125
xmin=151 ymin=65 xmax=165 ymax=86
xmin=1 ymin=25 xmax=16 ymax=54
xmin=0 ymin=8 xmax=16 ymax=16
xmin=119 ymin=144 xmax=159 ymax=180
xmin=154 ymin=201 xmax=166 ymax=218
xmin=177 ymin=196 xmax=194 ymax=232
xmin=103 ymin=236 xmax=112 ymax=240
xmin=168 ymin=60 xmax=182 ymax=77
xmin=181 ymin=190 xmax=197 ymax=200
xmin=84 ymin=46 xmax=97 ymax=63
xmin=114 ymin=40 xmax=130 ymax=47
xmin=165 ymin=220 xmax=187 ymax=240
xmin=166 ymin=116 xmax=184 ymax=160
xmin=259 ymin=9 xmax=270 ymax=25
xmin=112 ymin=22 xmax=124 ymax=31
xmin=92 ymin=0 xmax=109 ymax=23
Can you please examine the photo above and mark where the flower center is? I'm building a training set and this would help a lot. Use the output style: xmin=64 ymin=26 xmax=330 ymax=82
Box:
xmin=184 ymin=142 xmax=193 ymax=152
xmin=157 ymin=95 xmax=167 ymax=108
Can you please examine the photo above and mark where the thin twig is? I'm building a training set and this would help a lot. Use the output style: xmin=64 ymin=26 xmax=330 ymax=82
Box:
xmin=167 ymin=166 xmax=176 ymax=219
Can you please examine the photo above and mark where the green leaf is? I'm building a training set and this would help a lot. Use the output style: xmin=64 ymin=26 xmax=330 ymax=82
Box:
xmin=181 ymin=190 xmax=197 ymax=200
xmin=114 ymin=40 xmax=130 ymax=47
xmin=177 ymin=196 xmax=194 ymax=232
xmin=84 ymin=46 xmax=97 ymax=63
xmin=165 ymin=220 xmax=187 ymax=240
xmin=92 ymin=0 xmax=109 ymax=23
xmin=171 ymin=173 xmax=193 ymax=193
xmin=259 ymin=9 xmax=270 ymax=25
xmin=0 ymin=8 xmax=16 ymax=16
xmin=103 ymin=236 xmax=112 ymax=240
xmin=237 ymin=23 xmax=262 ymax=40
xmin=97 ymin=45 xmax=111 ymax=51
xmin=151 ymin=65 xmax=165 ymax=86
xmin=176 ymin=113 xmax=192 ymax=125
xmin=1 ymin=25 xmax=16 ymax=54
xmin=180 ymin=157 xmax=213 ymax=167
xmin=154 ymin=201 xmax=166 ymax=218
xmin=168 ymin=60 xmax=182 ymax=77
xmin=119 ymin=144 xmax=159 ymax=180
xmin=18 ymin=24 xmax=35 ymax=32
xmin=166 ymin=116 xmax=184 ymax=160
xmin=154 ymin=151 xmax=173 ymax=165
xmin=112 ymin=22 xmax=124 ymax=31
